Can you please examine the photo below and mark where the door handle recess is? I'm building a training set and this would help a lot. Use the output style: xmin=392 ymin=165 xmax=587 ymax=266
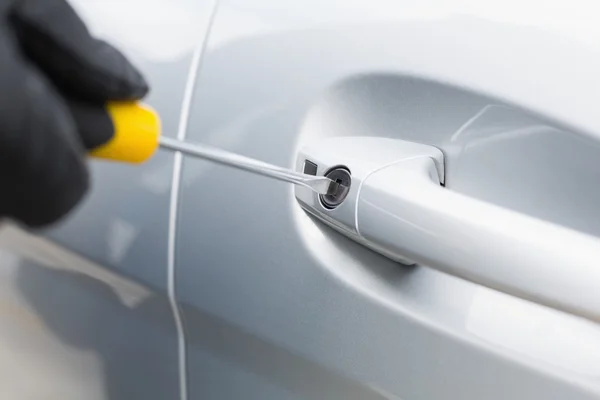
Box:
xmin=295 ymin=137 xmax=600 ymax=322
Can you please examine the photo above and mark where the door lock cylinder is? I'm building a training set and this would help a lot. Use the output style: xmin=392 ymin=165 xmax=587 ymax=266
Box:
xmin=320 ymin=167 xmax=351 ymax=209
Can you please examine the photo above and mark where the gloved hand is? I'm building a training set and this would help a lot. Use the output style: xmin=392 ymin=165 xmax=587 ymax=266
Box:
xmin=0 ymin=0 xmax=149 ymax=228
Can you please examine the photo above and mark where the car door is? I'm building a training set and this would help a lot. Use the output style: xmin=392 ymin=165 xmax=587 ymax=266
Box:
xmin=0 ymin=0 xmax=213 ymax=398
xmin=174 ymin=0 xmax=600 ymax=399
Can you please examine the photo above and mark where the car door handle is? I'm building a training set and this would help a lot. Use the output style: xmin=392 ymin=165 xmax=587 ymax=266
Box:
xmin=295 ymin=137 xmax=600 ymax=322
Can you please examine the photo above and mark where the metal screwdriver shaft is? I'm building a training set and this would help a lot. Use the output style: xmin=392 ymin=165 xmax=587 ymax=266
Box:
xmin=159 ymin=136 xmax=340 ymax=196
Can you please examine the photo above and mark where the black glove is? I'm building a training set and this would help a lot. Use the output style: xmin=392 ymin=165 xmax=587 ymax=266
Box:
xmin=0 ymin=0 xmax=149 ymax=228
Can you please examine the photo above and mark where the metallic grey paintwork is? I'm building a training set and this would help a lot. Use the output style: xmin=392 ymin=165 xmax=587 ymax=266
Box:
xmin=175 ymin=1 xmax=600 ymax=398
xmin=0 ymin=226 xmax=177 ymax=399
xmin=1 ymin=0 xmax=600 ymax=399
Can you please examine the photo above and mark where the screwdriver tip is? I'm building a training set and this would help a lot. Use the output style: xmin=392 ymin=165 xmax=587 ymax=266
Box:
xmin=326 ymin=181 xmax=349 ymax=198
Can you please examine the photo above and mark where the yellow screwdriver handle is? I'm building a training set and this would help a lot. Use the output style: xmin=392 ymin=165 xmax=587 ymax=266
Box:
xmin=89 ymin=101 xmax=161 ymax=163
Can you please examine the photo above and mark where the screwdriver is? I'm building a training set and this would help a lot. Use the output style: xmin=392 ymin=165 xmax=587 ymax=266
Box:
xmin=90 ymin=102 xmax=346 ymax=197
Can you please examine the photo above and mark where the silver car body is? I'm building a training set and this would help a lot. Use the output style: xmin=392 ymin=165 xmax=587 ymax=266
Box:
xmin=1 ymin=0 xmax=600 ymax=398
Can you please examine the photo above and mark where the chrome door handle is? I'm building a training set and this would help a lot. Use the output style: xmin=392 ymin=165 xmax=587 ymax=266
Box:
xmin=295 ymin=137 xmax=600 ymax=322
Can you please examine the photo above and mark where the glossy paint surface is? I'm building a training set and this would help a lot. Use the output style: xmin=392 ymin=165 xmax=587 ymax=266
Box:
xmin=175 ymin=0 xmax=600 ymax=398
xmin=4 ymin=0 xmax=600 ymax=399
xmin=357 ymin=154 xmax=600 ymax=322
xmin=0 ymin=226 xmax=177 ymax=399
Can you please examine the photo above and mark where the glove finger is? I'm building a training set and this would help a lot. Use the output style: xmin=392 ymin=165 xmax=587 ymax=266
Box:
xmin=66 ymin=99 xmax=114 ymax=150
xmin=0 ymin=26 xmax=89 ymax=228
xmin=9 ymin=0 xmax=149 ymax=102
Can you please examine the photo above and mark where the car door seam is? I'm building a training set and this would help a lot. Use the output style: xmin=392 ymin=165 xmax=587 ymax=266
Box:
xmin=167 ymin=2 xmax=220 ymax=400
